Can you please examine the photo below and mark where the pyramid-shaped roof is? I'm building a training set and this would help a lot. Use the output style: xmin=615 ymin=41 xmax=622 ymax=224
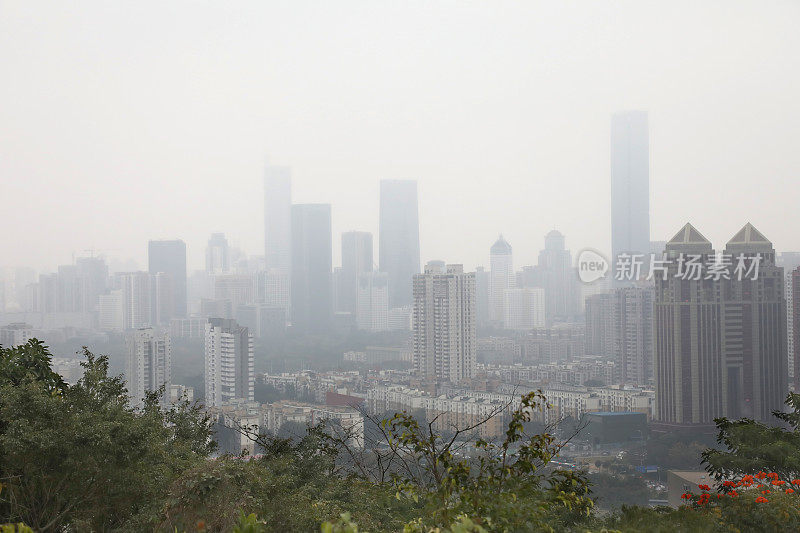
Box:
xmin=491 ymin=235 xmax=512 ymax=255
xmin=667 ymin=223 xmax=711 ymax=245
xmin=727 ymin=223 xmax=770 ymax=245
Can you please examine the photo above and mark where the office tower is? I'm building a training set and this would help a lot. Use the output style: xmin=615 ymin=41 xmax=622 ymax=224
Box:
xmin=489 ymin=236 xmax=514 ymax=325
xmin=148 ymin=240 xmax=187 ymax=318
xmin=264 ymin=165 xmax=292 ymax=273
xmin=379 ymin=180 xmax=420 ymax=308
xmin=475 ymin=266 xmax=490 ymax=327
xmin=56 ymin=265 xmax=79 ymax=312
xmin=257 ymin=269 xmax=289 ymax=311
xmin=339 ymin=231 xmax=373 ymax=315
xmin=793 ymin=267 xmax=800 ymax=392
xmin=38 ymin=273 xmax=58 ymax=313
xmin=75 ymin=256 xmax=108 ymax=313
xmin=357 ymin=271 xmax=389 ymax=332
xmin=0 ymin=323 xmax=33 ymax=348
xmin=291 ymin=204 xmax=332 ymax=332
xmin=585 ymin=292 xmax=615 ymax=358
xmin=125 ymin=327 xmax=171 ymax=407
xmin=236 ymin=304 xmax=286 ymax=338
xmin=206 ymin=233 xmax=230 ymax=274
xmin=611 ymin=110 xmax=650 ymax=272
xmin=614 ymin=286 xmax=654 ymax=386
xmin=503 ymin=287 xmax=545 ymax=330
xmin=721 ymin=223 xmax=786 ymax=421
xmin=204 ymin=318 xmax=254 ymax=407
xmin=654 ymin=223 xmax=787 ymax=426
xmin=213 ymin=274 xmax=256 ymax=312
xmin=412 ymin=264 xmax=476 ymax=382
xmin=112 ymin=272 xmax=152 ymax=330
xmin=529 ymin=230 xmax=576 ymax=321
xmin=97 ymin=289 xmax=124 ymax=331
xmin=151 ymin=272 xmax=174 ymax=326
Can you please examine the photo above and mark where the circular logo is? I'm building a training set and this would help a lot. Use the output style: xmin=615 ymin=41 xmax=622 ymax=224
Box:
xmin=577 ymin=249 xmax=609 ymax=283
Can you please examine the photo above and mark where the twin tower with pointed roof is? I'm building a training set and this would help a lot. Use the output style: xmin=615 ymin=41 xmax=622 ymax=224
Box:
xmin=654 ymin=222 xmax=786 ymax=428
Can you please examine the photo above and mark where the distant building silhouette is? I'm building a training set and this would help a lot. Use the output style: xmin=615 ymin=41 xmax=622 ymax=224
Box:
xmin=611 ymin=111 xmax=650 ymax=278
xmin=148 ymin=240 xmax=187 ymax=318
xmin=379 ymin=180 xmax=420 ymax=308
xmin=489 ymin=235 xmax=514 ymax=326
xmin=291 ymin=204 xmax=332 ymax=333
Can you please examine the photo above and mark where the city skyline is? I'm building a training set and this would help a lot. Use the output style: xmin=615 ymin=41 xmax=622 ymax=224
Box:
xmin=2 ymin=3 xmax=799 ymax=273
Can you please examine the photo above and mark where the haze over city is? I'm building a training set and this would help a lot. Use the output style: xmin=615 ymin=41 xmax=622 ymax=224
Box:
xmin=2 ymin=1 xmax=799 ymax=271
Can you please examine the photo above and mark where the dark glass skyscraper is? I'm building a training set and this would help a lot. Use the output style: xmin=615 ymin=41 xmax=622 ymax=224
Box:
xmin=291 ymin=204 xmax=332 ymax=333
xmin=147 ymin=240 xmax=187 ymax=318
xmin=611 ymin=111 xmax=650 ymax=271
xmin=379 ymin=180 xmax=420 ymax=308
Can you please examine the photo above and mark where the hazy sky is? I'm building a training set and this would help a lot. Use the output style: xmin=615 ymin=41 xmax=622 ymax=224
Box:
xmin=2 ymin=1 xmax=799 ymax=273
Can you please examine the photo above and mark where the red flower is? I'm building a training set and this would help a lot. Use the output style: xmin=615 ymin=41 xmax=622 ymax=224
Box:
xmin=792 ymin=479 xmax=800 ymax=486
xmin=729 ymin=490 xmax=739 ymax=497
xmin=723 ymin=480 xmax=734 ymax=487
xmin=743 ymin=475 xmax=755 ymax=483
xmin=756 ymin=471 xmax=767 ymax=480
xmin=762 ymin=490 xmax=771 ymax=494
xmin=680 ymin=493 xmax=692 ymax=500
xmin=697 ymin=494 xmax=710 ymax=505
xmin=756 ymin=496 xmax=769 ymax=503
xmin=768 ymin=472 xmax=779 ymax=480
xmin=772 ymin=480 xmax=785 ymax=486
xmin=699 ymin=484 xmax=711 ymax=491
xmin=786 ymin=489 xmax=795 ymax=494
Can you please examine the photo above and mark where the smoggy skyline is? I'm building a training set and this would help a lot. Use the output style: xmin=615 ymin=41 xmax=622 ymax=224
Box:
xmin=2 ymin=1 xmax=799 ymax=272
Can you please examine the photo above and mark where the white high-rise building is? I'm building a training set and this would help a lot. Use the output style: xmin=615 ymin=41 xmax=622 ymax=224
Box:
xmin=125 ymin=327 xmax=171 ymax=407
xmin=257 ymin=268 xmax=289 ymax=311
xmin=0 ymin=323 xmax=33 ymax=348
xmin=204 ymin=318 xmax=254 ymax=407
xmin=503 ymin=288 xmax=545 ymax=330
xmin=489 ymin=236 xmax=513 ymax=325
xmin=206 ymin=233 xmax=230 ymax=275
xmin=112 ymin=272 xmax=152 ymax=330
xmin=356 ymin=271 xmax=389 ymax=332
xmin=97 ymin=289 xmax=124 ymax=331
xmin=412 ymin=263 xmax=476 ymax=382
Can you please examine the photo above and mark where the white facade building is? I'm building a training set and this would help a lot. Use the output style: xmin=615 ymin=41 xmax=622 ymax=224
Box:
xmin=356 ymin=271 xmax=389 ymax=332
xmin=413 ymin=263 xmax=476 ymax=382
xmin=489 ymin=236 xmax=514 ymax=325
xmin=125 ymin=327 xmax=171 ymax=407
xmin=97 ymin=289 xmax=124 ymax=331
xmin=503 ymin=287 xmax=545 ymax=330
xmin=0 ymin=322 xmax=33 ymax=348
xmin=204 ymin=318 xmax=254 ymax=407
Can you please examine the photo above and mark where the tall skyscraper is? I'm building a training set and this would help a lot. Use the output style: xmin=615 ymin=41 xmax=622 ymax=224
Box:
xmin=379 ymin=180 xmax=420 ymax=308
xmin=339 ymin=231 xmax=373 ymax=315
xmin=148 ymin=240 xmax=187 ymax=318
xmin=527 ymin=230 xmax=576 ymax=322
xmin=611 ymin=111 xmax=650 ymax=272
xmin=125 ymin=327 xmax=171 ymax=407
xmin=204 ymin=318 xmax=254 ymax=407
xmin=412 ymin=263 xmax=476 ymax=382
xmin=489 ymin=235 xmax=514 ymax=325
xmin=264 ymin=165 xmax=292 ymax=273
xmin=291 ymin=204 xmax=332 ymax=333
xmin=206 ymin=233 xmax=230 ymax=274
xmin=654 ymin=223 xmax=786 ymax=426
